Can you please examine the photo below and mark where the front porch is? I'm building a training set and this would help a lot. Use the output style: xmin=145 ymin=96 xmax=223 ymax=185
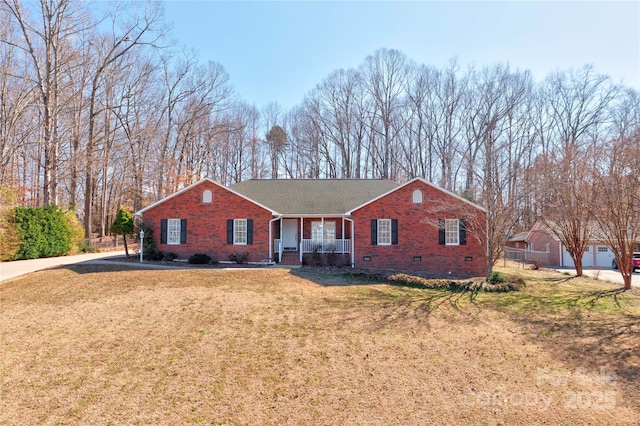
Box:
xmin=271 ymin=216 xmax=353 ymax=265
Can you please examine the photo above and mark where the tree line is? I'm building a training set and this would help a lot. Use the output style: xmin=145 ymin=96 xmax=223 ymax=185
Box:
xmin=1 ymin=1 xmax=639 ymax=285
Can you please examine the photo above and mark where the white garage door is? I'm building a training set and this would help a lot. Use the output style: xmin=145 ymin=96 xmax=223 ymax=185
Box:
xmin=562 ymin=246 xmax=594 ymax=268
xmin=595 ymin=246 xmax=614 ymax=268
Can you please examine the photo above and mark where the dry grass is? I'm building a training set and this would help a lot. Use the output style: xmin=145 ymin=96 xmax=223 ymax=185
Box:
xmin=1 ymin=263 xmax=639 ymax=425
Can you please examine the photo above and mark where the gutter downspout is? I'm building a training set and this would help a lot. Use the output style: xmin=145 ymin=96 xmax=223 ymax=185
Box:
xmin=345 ymin=217 xmax=355 ymax=268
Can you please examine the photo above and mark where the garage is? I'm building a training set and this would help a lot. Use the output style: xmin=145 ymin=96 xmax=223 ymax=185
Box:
xmin=562 ymin=245 xmax=594 ymax=268
xmin=595 ymin=246 xmax=614 ymax=268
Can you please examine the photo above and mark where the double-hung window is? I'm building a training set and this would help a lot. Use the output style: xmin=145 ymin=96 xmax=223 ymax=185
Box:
xmin=444 ymin=219 xmax=459 ymax=246
xmin=227 ymin=219 xmax=253 ymax=245
xmin=234 ymin=219 xmax=247 ymax=245
xmin=377 ymin=219 xmax=392 ymax=245
xmin=167 ymin=219 xmax=181 ymax=245
xmin=438 ymin=218 xmax=467 ymax=246
xmin=161 ymin=219 xmax=187 ymax=245
xmin=371 ymin=219 xmax=398 ymax=245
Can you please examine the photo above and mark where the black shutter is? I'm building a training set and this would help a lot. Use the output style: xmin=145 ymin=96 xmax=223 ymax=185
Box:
xmin=160 ymin=219 xmax=167 ymax=244
xmin=247 ymin=219 xmax=253 ymax=245
xmin=438 ymin=219 xmax=445 ymax=245
xmin=459 ymin=219 xmax=467 ymax=245
xmin=180 ymin=219 xmax=187 ymax=244
xmin=371 ymin=219 xmax=377 ymax=245
xmin=391 ymin=219 xmax=398 ymax=245
xmin=227 ymin=219 xmax=234 ymax=244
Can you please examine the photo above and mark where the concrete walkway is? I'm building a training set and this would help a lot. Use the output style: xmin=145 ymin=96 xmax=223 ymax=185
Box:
xmin=0 ymin=251 xmax=127 ymax=282
xmin=556 ymin=268 xmax=640 ymax=288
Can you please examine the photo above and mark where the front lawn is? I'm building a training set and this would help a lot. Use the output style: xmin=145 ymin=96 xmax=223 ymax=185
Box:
xmin=1 ymin=264 xmax=638 ymax=424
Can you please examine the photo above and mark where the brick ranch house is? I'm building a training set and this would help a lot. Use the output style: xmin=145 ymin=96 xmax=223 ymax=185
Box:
xmin=135 ymin=177 xmax=488 ymax=278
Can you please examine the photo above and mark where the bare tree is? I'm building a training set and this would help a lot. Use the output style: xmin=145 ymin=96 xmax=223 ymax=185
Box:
xmin=589 ymin=90 xmax=640 ymax=290
xmin=83 ymin=0 xmax=165 ymax=238
xmin=0 ymin=10 xmax=36 ymax=186
xmin=1 ymin=0 xmax=89 ymax=205
xmin=361 ymin=48 xmax=411 ymax=179
xmin=534 ymin=68 xmax=619 ymax=274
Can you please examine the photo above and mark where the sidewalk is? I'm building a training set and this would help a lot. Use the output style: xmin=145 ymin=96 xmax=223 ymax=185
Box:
xmin=0 ymin=251 xmax=127 ymax=282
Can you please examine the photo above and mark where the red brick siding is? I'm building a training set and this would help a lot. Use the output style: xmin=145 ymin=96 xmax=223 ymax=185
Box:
xmin=527 ymin=229 xmax=561 ymax=266
xmin=141 ymin=181 xmax=274 ymax=262
xmin=351 ymin=181 xmax=487 ymax=278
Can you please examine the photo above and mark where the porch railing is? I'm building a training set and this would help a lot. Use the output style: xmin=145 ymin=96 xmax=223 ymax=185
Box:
xmin=301 ymin=239 xmax=350 ymax=254
xmin=274 ymin=238 xmax=351 ymax=258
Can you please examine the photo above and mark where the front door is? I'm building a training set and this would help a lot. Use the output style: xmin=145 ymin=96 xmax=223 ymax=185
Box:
xmin=282 ymin=219 xmax=298 ymax=251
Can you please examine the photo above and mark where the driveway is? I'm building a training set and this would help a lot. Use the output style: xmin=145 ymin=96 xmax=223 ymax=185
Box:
xmin=0 ymin=251 xmax=127 ymax=282
xmin=557 ymin=267 xmax=640 ymax=288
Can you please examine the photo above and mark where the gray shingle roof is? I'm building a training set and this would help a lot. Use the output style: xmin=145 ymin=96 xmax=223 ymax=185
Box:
xmin=229 ymin=179 xmax=400 ymax=215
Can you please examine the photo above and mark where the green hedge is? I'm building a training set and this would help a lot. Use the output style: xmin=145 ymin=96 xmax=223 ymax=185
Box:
xmin=14 ymin=205 xmax=73 ymax=259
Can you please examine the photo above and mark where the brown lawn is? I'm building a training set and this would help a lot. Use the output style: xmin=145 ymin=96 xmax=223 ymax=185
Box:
xmin=1 ymin=263 xmax=639 ymax=425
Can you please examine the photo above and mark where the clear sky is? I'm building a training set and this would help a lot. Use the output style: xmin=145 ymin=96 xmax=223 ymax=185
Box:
xmin=161 ymin=1 xmax=640 ymax=110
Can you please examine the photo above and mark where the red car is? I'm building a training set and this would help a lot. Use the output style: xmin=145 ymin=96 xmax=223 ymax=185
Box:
xmin=612 ymin=252 xmax=640 ymax=272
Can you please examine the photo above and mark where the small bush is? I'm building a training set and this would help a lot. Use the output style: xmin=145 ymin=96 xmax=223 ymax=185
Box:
xmin=309 ymin=246 xmax=322 ymax=266
xmin=488 ymin=271 xmax=506 ymax=284
xmin=326 ymin=250 xmax=337 ymax=267
xmin=164 ymin=252 xmax=178 ymax=261
xmin=228 ymin=252 xmax=249 ymax=264
xmin=145 ymin=248 xmax=165 ymax=261
xmin=64 ymin=210 xmax=85 ymax=254
xmin=79 ymin=245 xmax=100 ymax=253
xmin=188 ymin=253 xmax=211 ymax=264
xmin=0 ymin=194 xmax=21 ymax=261
xmin=136 ymin=222 xmax=163 ymax=261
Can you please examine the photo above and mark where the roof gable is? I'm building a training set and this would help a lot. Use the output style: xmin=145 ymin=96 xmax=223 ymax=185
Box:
xmin=135 ymin=178 xmax=277 ymax=216
xmin=347 ymin=177 xmax=487 ymax=214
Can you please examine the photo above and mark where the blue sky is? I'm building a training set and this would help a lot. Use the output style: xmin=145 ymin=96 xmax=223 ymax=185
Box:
xmin=162 ymin=1 xmax=640 ymax=110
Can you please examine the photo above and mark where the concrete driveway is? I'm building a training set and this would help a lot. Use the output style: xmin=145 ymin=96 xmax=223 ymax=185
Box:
xmin=557 ymin=267 xmax=640 ymax=288
xmin=0 ymin=251 xmax=127 ymax=282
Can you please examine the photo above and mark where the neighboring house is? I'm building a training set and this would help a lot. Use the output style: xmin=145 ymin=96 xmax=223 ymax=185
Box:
xmin=507 ymin=221 xmax=616 ymax=269
xmin=505 ymin=231 xmax=529 ymax=250
xmin=135 ymin=177 xmax=488 ymax=278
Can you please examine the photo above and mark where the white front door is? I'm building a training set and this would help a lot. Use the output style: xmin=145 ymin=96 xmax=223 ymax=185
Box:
xmin=282 ymin=219 xmax=298 ymax=251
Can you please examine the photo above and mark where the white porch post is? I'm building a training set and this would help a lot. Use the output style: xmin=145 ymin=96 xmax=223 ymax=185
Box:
xmin=279 ymin=217 xmax=283 ymax=263
xmin=299 ymin=218 xmax=304 ymax=263
xmin=321 ymin=217 xmax=325 ymax=253
xmin=268 ymin=220 xmax=271 ymax=262
xmin=346 ymin=217 xmax=355 ymax=268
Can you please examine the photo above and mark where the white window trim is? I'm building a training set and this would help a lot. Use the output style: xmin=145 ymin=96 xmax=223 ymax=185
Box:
xmin=234 ymin=219 xmax=247 ymax=245
xmin=167 ymin=219 xmax=181 ymax=245
xmin=311 ymin=221 xmax=336 ymax=243
xmin=202 ymin=189 xmax=212 ymax=204
xmin=412 ymin=189 xmax=423 ymax=204
xmin=444 ymin=219 xmax=459 ymax=246
xmin=378 ymin=219 xmax=392 ymax=246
